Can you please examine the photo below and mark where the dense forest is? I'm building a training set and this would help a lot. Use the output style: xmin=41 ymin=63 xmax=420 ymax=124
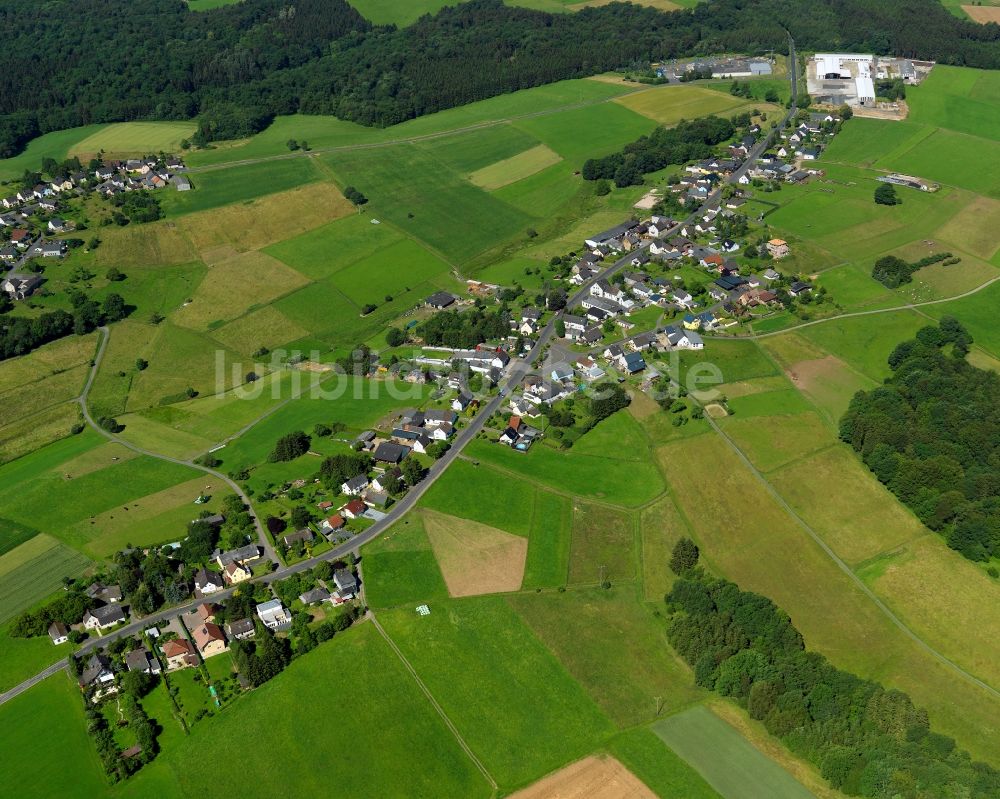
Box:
xmin=2 ymin=0 xmax=1000 ymax=156
xmin=666 ymin=561 xmax=1000 ymax=797
xmin=839 ymin=318 xmax=1000 ymax=563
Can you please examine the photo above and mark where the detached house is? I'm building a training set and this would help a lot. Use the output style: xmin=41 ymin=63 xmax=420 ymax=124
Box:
xmin=194 ymin=566 xmax=224 ymax=596
xmin=223 ymin=561 xmax=251 ymax=585
xmin=48 ymin=622 xmax=69 ymax=645
xmin=256 ymin=599 xmax=291 ymax=629
xmin=766 ymin=239 xmax=790 ymax=259
xmin=83 ymin=604 xmax=126 ymax=631
xmin=341 ymin=474 xmax=369 ymax=496
xmin=192 ymin=622 xmax=227 ymax=658
xmin=162 ymin=639 xmax=199 ymax=670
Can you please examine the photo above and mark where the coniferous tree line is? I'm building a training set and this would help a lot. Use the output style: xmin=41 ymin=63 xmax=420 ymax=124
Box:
xmin=666 ymin=564 xmax=1000 ymax=797
xmin=2 ymin=0 xmax=1000 ymax=157
xmin=839 ymin=318 xmax=1000 ymax=562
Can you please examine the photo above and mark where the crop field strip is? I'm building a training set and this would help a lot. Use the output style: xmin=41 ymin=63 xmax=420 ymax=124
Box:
xmin=0 ymin=534 xmax=91 ymax=623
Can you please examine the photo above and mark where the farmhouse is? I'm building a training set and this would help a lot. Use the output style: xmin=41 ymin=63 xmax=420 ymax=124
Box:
xmin=374 ymin=441 xmax=410 ymax=464
xmin=216 ymin=544 xmax=261 ymax=570
xmin=585 ymin=220 xmax=636 ymax=249
xmin=425 ymin=291 xmax=457 ymax=309
xmin=1 ymin=273 xmax=43 ymax=300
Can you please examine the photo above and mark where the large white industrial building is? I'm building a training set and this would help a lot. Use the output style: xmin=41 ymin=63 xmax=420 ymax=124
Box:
xmin=808 ymin=53 xmax=876 ymax=106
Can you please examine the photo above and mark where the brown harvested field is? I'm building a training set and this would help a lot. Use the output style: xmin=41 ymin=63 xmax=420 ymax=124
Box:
xmin=96 ymin=222 xmax=200 ymax=267
xmin=178 ymin=182 xmax=354 ymax=253
xmin=963 ymin=4 xmax=1000 ymax=23
xmin=423 ymin=510 xmax=527 ymax=597
xmin=507 ymin=756 xmax=655 ymax=799
xmin=658 ymin=432 xmax=1000 ymax=761
xmin=171 ymin=251 xmax=310 ymax=331
xmin=768 ymin=446 xmax=926 ymax=566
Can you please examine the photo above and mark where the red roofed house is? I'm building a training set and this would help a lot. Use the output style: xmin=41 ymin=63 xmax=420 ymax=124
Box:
xmin=162 ymin=639 xmax=198 ymax=670
xmin=322 ymin=514 xmax=345 ymax=533
xmin=341 ymin=499 xmax=367 ymax=519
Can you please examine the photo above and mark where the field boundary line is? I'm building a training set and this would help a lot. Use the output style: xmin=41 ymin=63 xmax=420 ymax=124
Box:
xmin=368 ymin=613 xmax=498 ymax=794
xmin=703 ymin=411 xmax=1000 ymax=701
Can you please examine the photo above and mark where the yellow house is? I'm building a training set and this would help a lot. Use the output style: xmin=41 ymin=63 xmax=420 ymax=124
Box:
xmin=223 ymin=561 xmax=251 ymax=585
xmin=682 ymin=314 xmax=701 ymax=331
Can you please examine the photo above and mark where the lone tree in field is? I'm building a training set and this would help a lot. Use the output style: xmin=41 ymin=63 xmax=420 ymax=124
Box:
xmin=343 ymin=186 xmax=368 ymax=206
xmin=670 ymin=537 xmax=700 ymax=575
xmin=268 ymin=430 xmax=311 ymax=462
xmin=874 ymin=183 xmax=900 ymax=206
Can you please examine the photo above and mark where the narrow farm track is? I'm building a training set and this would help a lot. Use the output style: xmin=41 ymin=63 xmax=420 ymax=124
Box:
xmin=703 ymin=412 xmax=1000 ymax=701
xmin=77 ymin=327 xmax=279 ymax=565
xmin=738 ymin=274 xmax=1000 ymax=340
xmin=369 ymin=614 xmax=499 ymax=795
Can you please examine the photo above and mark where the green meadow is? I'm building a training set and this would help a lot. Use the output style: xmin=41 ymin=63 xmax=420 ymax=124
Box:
xmin=420 ymin=459 xmax=536 ymax=536
xmin=607 ymin=728 xmax=722 ymax=799
xmin=464 ymin=434 xmax=665 ymax=507
xmin=653 ymin=706 xmax=814 ymax=799
xmin=363 ymin=514 xmax=450 ymax=609
xmin=379 ymin=596 xmax=616 ymax=791
xmin=185 ymin=78 xmax=633 ymax=168
xmin=1 ymin=626 xmax=493 ymax=799
xmin=159 ymin=157 xmax=322 ymax=216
